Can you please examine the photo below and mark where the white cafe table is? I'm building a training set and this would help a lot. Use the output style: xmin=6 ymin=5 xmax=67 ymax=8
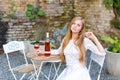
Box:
xmin=27 ymin=53 xmax=61 ymax=80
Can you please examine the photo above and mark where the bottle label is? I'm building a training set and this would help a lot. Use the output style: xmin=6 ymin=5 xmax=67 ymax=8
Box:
xmin=45 ymin=42 xmax=50 ymax=51
xmin=44 ymin=51 xmax=51 ymax=57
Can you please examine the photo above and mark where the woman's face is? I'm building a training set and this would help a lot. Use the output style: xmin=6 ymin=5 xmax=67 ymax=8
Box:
xmin=71 ymin=20 xmax=83 ymax=33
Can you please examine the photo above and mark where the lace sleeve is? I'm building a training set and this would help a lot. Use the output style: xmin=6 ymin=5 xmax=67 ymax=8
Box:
xmin=84 ymin=37 xmax=105 ymax=56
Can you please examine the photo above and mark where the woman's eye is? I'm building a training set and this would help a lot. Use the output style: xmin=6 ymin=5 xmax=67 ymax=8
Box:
xmin=72 ymin=23 xmax=80 ymax=27
xmin=72 ymin=23 xmax=75 ymax=25
xmin=77 ymin=24 xmax=80 ymax=27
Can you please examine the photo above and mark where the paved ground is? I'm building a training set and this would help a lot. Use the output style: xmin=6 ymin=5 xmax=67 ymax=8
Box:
xmin=0 ymin=50 xmax=120 ymax=80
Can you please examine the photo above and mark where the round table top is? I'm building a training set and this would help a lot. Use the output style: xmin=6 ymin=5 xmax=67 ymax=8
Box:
xmin=27 ymin=53 xmax=61 ymax=62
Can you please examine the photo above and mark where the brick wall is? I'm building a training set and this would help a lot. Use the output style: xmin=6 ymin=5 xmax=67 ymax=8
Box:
xmin=74 ymin=0 xmax=114 ymax=36
xmin=0 ymin=0 xmax=115 ymax=41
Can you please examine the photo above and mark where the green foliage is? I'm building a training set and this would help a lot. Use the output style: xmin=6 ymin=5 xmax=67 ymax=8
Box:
xmin=103 ymin=0 xmax=113 ymax=9
xmin=101 ymin=36 xmax=120 ymax=53
xmin=103 ymin=0 xmax=120 ymax=29
xmin=6 ymin=0 xmax=17 ymax=20
xmin=110 ymin=19 xmax=120 ymax=29
xmin=0 ymin=12 xmax=4 ymax=19
xmin=50 ymin=43 xmax=56 ymax=49
xmin=103 ymin=0 xmax=120 ymax=9
xmin=26 ymin=4 xmax=45 ymax=20
xmin=103 ymin=0 xmax=120 ymax=17
xmin=7 ymin=13 xmax=17 ymax=19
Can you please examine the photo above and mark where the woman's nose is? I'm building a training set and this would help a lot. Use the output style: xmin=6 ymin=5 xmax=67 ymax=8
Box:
xmin=74 ymin=23 xmax=77 ymax=27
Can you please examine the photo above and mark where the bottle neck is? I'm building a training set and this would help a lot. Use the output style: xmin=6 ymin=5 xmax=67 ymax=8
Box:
xmin=46 ymin=32 xmax=50 ymax=42
xmin=46 ymin=38 xmax=49 ymax=42
xmin=46 ymin=32 xmax=49 ymax=38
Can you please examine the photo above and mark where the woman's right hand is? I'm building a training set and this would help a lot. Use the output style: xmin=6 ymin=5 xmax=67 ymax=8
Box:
xmin=39 ymin=51 xmax=45 ymax=56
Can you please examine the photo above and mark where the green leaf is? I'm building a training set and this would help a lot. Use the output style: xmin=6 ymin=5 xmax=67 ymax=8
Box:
xmin=102 ymin=36 xmax=120 ymax=53
xmin=29 ymin=15 xmax=35 ymax=20
xmin=108 ymin=46 xmax=114 ymax=51
xmin=37 ymin=9 xmax=45 ymax=16
xmin=26 ymin=4 xmax=45 ymax=20
xmin=27 ymin=4 xmax=34 ymax=11
xmin=7 ymin=13 xmax=17 ymax=19
xmin=26 ymin=11 xmax=32 ymax=17
xmin=50 ymin=43 xmax=56 ymax=49
xmin=103 ymin=0 xmax=113 ymax=9
xmin=112 ymin=48 xmax=118 ymax=53
xmin=101 ymin=36 xmax=115 ymax=44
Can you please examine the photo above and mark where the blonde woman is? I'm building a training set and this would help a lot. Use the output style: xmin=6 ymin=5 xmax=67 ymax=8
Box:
xmin=39 ymin=17 xmax=106 ymax=80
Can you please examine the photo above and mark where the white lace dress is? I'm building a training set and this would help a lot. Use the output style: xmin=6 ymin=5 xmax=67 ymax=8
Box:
xmin=52 ymin=37 xmax=106 ymax=80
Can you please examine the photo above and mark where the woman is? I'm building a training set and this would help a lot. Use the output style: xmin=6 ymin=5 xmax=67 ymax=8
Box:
xmin=39 ymin=17 xmax=106 ymax=80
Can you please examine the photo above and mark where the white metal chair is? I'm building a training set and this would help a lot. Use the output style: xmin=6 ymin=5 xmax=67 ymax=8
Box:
xmin=88 ymin=52 xmax=105 ymax=80
xmin=3 ymin=41 xmax=39 ymax=80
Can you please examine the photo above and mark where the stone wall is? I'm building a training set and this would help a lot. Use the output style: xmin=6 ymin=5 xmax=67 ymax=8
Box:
xmin=6 ymin=22 xmax=36 ymax=41
xmin=0 ymin=0 xmax=115 ymax=41
xmin=74 ymin=0 xmax=115 ymax=37
xmin=0 ymin=0 xmax=73 ymax=41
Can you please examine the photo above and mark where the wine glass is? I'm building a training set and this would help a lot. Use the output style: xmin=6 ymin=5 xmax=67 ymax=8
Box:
xmin=34 ymin=44 xmax=40 ymax=49
xmin=34 ymin=43 xmax=40 ymax=55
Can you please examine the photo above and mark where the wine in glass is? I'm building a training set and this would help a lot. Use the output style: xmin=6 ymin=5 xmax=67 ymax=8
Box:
xmin=34 ymin=44 xmax=40 ymax=49
xmin=34 ymin=43 xmax=40 ymax=55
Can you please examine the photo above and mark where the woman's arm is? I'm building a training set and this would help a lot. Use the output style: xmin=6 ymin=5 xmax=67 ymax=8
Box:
xmin=84 ymin=32 xmax=106 ymax=55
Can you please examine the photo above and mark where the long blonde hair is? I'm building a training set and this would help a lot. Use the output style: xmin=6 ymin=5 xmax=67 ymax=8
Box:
xmin=60 ymin=17 xmax=86 ymax=66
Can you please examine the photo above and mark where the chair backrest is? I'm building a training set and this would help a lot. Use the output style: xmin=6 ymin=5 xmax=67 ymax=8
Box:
xmin=3 ymin=41 xmax=29 ymax=67
xmin=88 ymin=52 xmax=105 ymax=80
xmin=3 ymin=41 xmax=25 ymax=53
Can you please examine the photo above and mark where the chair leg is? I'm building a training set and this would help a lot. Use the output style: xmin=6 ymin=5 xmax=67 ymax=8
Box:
xmin=6 ymin=53 xmax=17 ymax=80
xmin=47 ymin=63 xmax=53 ymax=80
xmin=20 ymin=73 xmax=26 ymax=80
xmin=97 ymin=67 xmax=102 ymax=80
xmin=88 ymin=60 xmax=92 ymax=71
xmin=36 ymin=62 xmax=44 ymax=80
xmin=11 ymin=71 xmax=17 ymax=80
xmin=28 ymin=72 xmax=37 ymax=80
xmin=40 ymin=71 xmax=49 ymax=79
xmin=31 ymin=60 xmax=38 ymax=78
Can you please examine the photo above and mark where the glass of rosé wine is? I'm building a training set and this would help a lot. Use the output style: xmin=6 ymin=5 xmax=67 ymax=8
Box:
xmin=34 ymin=43 xmax=40 ymax=55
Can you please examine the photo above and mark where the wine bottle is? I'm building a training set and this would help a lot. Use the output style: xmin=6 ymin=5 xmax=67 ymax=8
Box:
xmin=44 ymin=32 xmax=51 ymax=57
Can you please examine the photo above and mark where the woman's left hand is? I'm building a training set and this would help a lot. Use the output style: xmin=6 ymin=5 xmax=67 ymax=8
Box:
xmin=85 ymin=32 xmax=98 ymax=41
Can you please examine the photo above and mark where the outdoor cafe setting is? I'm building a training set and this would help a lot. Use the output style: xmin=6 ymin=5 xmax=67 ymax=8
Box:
xmin=0 ymin=0 xmax=120 ymax=80
xmin=2 ymin=34 xmax=62 ymax=80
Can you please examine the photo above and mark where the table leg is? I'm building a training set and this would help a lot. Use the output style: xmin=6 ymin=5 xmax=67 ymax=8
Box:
xmin=36 ymin=62 xmax=43 ymax=80
xmin=53 ymin=62 xmax=62 ymax=80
